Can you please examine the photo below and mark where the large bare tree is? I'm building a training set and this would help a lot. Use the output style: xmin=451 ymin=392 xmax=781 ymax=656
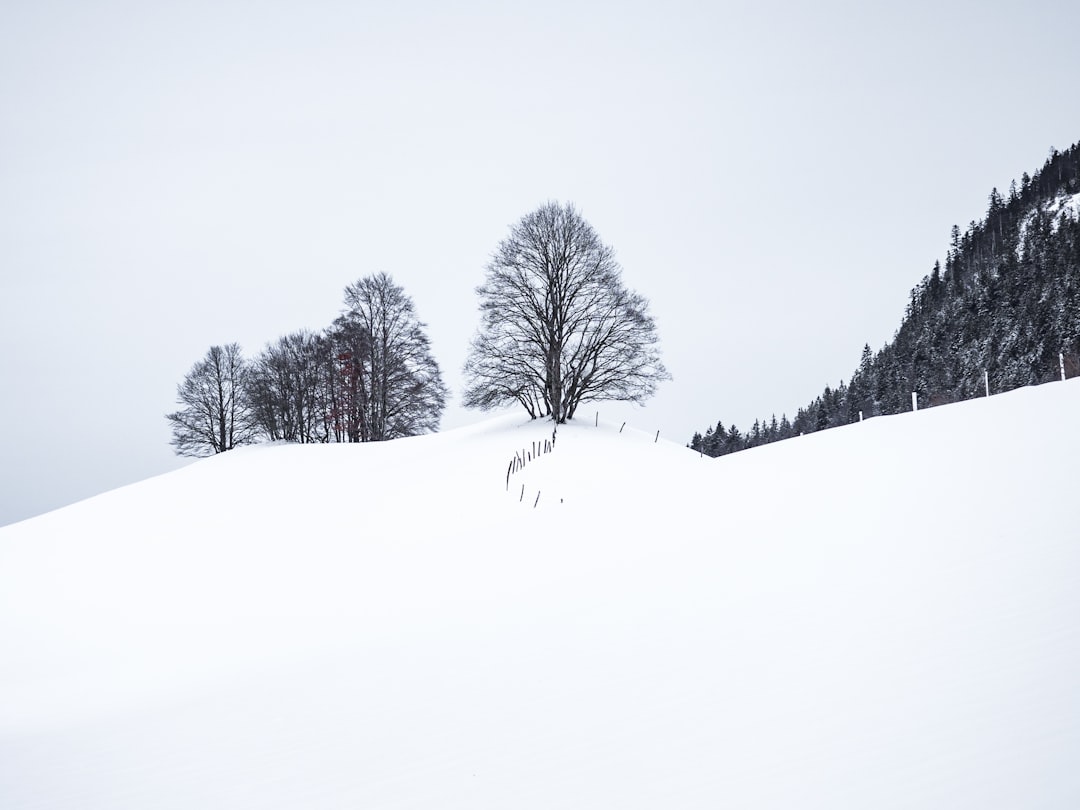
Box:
xmin=463 ymin=202 xmax=669 ymax=423
xmin=167 ymin=343 xmax=257 ymax=456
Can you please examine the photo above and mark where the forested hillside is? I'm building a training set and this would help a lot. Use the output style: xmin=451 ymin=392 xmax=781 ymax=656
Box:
xmin=692 ymin=142 xmax=1080 ymax=456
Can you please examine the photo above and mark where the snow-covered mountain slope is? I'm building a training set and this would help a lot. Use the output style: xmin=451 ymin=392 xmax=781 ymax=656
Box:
xmin=2 ymin=382 xmax=1080 ymax=809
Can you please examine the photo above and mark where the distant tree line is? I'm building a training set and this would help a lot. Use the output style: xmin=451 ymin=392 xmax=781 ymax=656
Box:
xmin=693 ymin=142 xmax=1080 ymax=457
xmin=168 ymin=273 xmax=448 ymax=456
xmin=169 ymin=203 xmax=671 ymax=456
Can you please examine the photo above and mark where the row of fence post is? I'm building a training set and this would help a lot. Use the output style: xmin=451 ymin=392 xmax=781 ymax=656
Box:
xmin=913 ymin=353 xmax=1070 ymax=412
xmin=505 ymin=426 xmax=558 ymax=507
xmin=504 ymin=416 xmax=668 ymax=505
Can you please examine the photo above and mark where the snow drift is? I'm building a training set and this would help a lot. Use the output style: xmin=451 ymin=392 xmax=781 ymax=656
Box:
xmin=2 ymin=381 xmax=1079 ymax=809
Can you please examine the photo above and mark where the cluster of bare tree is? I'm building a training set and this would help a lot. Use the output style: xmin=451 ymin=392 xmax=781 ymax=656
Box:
xmin=168 ymin=273 xmax=448 ymax=456
xmin=169 ymin=203 xmax=670 ymax=456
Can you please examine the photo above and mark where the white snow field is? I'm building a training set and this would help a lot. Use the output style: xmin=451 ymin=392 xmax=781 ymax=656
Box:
xmin=2 ymin=380 xmax=1079 ymax=809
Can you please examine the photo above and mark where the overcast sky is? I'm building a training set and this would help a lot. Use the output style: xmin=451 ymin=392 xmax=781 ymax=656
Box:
xmin=2 ymin=0 xmax=1079 ymax=527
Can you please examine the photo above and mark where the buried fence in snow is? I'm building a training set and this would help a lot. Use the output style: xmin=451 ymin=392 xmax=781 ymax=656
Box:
xmin=505 ymin=428 xmax=558 ymax=490
xmin=505 ymin=425 xmax=558 ymax=507
xmin=503 ymin=417 xmax=667 ymax=506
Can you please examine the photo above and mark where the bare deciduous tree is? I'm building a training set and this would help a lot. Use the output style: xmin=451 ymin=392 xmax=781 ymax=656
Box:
xmin=325 ymin=315 xmax=370 ymax=443
xmin=338 ymin=273 xmax=448 ymax=440
xmin=463 ymin=202 xmax=669 ymax=423
xmin=248 ymin=330 xmax=331 ymax=444
xmin=167 ymin=343 xmax=256 ymax=456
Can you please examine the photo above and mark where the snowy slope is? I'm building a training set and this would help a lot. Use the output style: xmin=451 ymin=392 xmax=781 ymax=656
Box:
xmin=2 ymin=382 xmax=1080 ymax=809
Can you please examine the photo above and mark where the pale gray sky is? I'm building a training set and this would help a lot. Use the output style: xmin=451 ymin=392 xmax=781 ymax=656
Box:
xmin=2 ymin=0 xmax=1079 ymax=526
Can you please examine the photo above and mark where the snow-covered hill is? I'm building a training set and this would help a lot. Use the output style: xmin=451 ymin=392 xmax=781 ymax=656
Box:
xmin=2 ymin=382 xmax=1079 ymax=809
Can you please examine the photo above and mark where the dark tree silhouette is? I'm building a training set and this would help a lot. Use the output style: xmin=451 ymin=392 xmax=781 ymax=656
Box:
xmin=336 ymin=272 xmax=448 ymax=440
xmin=167 ymin=343 xmax=256 ymax=456
xmin=463 ymin=201 xmax=669 ymax=423
xmin=247 ymin=330 xmax=330 ymax=444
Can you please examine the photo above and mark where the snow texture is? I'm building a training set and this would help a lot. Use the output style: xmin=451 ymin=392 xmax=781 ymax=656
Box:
xmin=1017 ymin=190 xmax=1080 ymax=257
xmin=2 ymin=381 xmax=1080 ymax=809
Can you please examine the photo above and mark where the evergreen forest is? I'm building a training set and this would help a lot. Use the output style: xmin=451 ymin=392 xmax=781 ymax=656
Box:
xmin=691 ymin=142 xmax=1080 ymax=456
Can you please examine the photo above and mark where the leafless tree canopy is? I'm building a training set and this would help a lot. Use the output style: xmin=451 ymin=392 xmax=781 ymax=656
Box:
xmin=337 ymin=272 xmax=448 ymax=440
xmin=245 ymin=273 xmax=448 ymax=444
xmin=463 ymin=202 xmax=669 ymax=423
xmin=247 ymin=330 xmax=331 ymax=444
xmin=167 ymin=343 xmax=257 ymax=457
xmin=168 ymin=275 xmax=446 ymax=456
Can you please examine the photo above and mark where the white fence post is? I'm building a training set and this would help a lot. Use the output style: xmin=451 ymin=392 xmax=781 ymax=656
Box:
xmin=985 ymin=370 xmax=990 ymax=397
xmin=912 ymin=392 xmax=918 ymax=412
